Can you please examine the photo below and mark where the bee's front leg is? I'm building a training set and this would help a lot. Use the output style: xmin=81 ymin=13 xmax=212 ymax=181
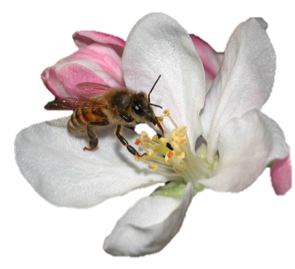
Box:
xmin=115 ymin=125 xmax=147 ymax=158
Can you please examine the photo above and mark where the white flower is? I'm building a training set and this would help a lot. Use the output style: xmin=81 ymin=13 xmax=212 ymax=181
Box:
xmin=15 ymin=13 xmax=290 ymax=256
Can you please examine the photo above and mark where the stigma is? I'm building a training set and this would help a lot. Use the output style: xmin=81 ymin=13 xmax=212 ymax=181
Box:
xmin=134 ymin=109 xmax=219 ymax=192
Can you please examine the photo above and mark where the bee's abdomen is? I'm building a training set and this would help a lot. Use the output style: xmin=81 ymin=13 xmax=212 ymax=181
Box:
xmin=67 ymin=108 xmax=108 ymax=135
xmin=68 ymin=109 xmax=90 ymax=135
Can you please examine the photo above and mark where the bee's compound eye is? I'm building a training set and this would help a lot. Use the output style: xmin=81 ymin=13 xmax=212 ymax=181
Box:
xmin=132 ymin=100 xmax=145 ymax=116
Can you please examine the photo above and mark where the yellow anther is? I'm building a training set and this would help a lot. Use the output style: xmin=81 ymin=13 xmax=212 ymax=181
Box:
xmin=140 ymin=131 xmax=148 ymax=140
xmin=178 ymin=126 xmax=187 ymax=136
xmin=163 ymin=109 xmax=170 ymax=117
xmin=160 ymin=136 xmax=170 ymax=144
xmin=165 ymin=153 xmax=173 ymax=165
xmin=144 ymin=137 xmax=151 ymax=143
xmin=171 ymin=141 xmax=183 ymax=155
xmin=178 ymin=137 xmax=187 ymax=146
xmin=157 ymin=116 xmax=164 ymax=122
xmin=176 ymin=151 xmax=186 ymax=161
xmin=152 ymin=135 xmax=159 ymax=142
xmin=148 ymin=150 xmax=156 ymax=157
xmin=173 ymin=126 xmax=187 ymax=138
xmin=142 ymin=142 xmax=148 ymax=148
xmin=135 ymin=155 xmax=142 ymax=162
xmin=149 ymin=163 xmax=158 ymax=170
xmin=171 ymin=130 xmax=178 ymax=140
xmin=143 ymin=155 xmax=149 ymax=161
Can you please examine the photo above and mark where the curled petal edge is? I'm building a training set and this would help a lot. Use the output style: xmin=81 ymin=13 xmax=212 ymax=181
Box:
xmin=103 ymin=183 xmax=195 ymax=256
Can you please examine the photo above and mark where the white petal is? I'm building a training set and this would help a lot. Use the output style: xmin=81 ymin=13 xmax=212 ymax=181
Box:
xmin=199 ymin=110 xmax=289 ymax=192
xmin=122 ymin=13 xmax=206 ymax=152
xmin=103 ymin=183 xmax=195 ymax=256
xmin=15 ymin=119 xmax=167 ymax=208
xmin=201 ymin=18 xmax=276 ymax=162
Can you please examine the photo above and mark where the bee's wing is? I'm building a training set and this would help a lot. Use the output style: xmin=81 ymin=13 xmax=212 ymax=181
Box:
xmin=43 ymin=98 xmax=85 ymax=111
xmin=45 ymin=98 xmax=110 ymax=110
xmin=76 ymin=82 xmax=111 ymax=98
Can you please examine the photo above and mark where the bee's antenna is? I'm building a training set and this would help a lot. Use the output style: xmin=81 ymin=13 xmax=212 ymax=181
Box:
xmin=149 ymin=103 xmax=163 ymax=109
xmin=148 ymin=75 xmax=162 ymax=108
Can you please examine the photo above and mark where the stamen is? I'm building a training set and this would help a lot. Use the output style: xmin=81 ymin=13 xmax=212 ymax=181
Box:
xmin=135 ymin=155 xmax=142 ymax=162
xmin=149 ymin=163 xmax=158 ymax=170
xmin=163 ymin=109 xmax=170 ymax=117
xmin=157 ymin=116 xmax=164 ymax=122
xmin=152 ymin=135 xmax=158 ymax=142
xmin=140 ymin=131 xmax=148 ymax=140
xmin=160 ymin=136 xmax=170 ymax=144
xmin=167 ymin=151 xmax=174 ymax=158
xmin=134 ymin=109 xmax=219 ymax=192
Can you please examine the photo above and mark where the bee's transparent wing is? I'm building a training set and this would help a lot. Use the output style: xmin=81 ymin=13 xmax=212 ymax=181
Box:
xmin=44 ymin=98 xmax=109 ymax=110
xmin=76 ymin=82 xmax=111 ymax=98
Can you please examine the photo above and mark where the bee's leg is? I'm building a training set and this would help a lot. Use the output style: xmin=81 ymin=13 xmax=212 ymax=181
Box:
xmin=83 ymin=121 xmax=109 ymax=151
xmin=115 ymin=125 xmax=147 ymax=158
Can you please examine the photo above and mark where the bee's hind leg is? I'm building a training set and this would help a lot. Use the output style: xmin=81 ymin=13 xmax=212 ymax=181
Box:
xmin=115 ymin=125 xmax=147 ymax=158
xmin=83 ymin=121 xmax=108 ymax=151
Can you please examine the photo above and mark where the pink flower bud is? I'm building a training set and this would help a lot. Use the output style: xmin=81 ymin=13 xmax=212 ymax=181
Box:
xmin=41 ymin=31 xmax=126 ymax=98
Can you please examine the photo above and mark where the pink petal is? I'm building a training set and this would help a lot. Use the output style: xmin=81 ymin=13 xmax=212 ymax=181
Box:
xmin=41 ymin=41 xmax=125 ymax=99
xmin=190 ymin=35 xmax=223 ymax=90
xmin=271 ymin=155 xmax=292 ymax=195
xmin=73 ymin=31 xmax=125 ymax=50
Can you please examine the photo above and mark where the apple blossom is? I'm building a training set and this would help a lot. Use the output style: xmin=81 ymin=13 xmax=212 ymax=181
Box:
xmin=15 ymin=13 xmax=291 ymax=257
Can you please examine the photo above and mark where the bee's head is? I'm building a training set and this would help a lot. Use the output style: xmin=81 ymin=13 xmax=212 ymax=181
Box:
xmin=131 ymin=75 xmax=164 ymax=136
xmin=132 ymin=93 xmax=155 ymax=121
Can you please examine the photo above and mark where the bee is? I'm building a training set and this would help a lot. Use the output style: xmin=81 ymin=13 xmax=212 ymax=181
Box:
xmin=45 ymin=75 xmax=164 ymax=158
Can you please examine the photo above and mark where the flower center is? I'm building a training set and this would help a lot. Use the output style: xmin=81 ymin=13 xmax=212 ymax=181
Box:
xmin=134 ymin=109 xmax=219 ymax=192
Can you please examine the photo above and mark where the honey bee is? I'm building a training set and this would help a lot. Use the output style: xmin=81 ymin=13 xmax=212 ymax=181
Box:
xmin=45 ymin=75 xmax=164 ymax=158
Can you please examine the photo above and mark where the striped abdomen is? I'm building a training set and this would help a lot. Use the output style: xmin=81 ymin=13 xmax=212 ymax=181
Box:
xmin=67 ymin=108 xmax=108 ymax=136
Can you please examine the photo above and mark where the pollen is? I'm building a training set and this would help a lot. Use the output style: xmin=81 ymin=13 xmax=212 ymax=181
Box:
xmin=135 ymin=139 xmax=141 ymax=145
